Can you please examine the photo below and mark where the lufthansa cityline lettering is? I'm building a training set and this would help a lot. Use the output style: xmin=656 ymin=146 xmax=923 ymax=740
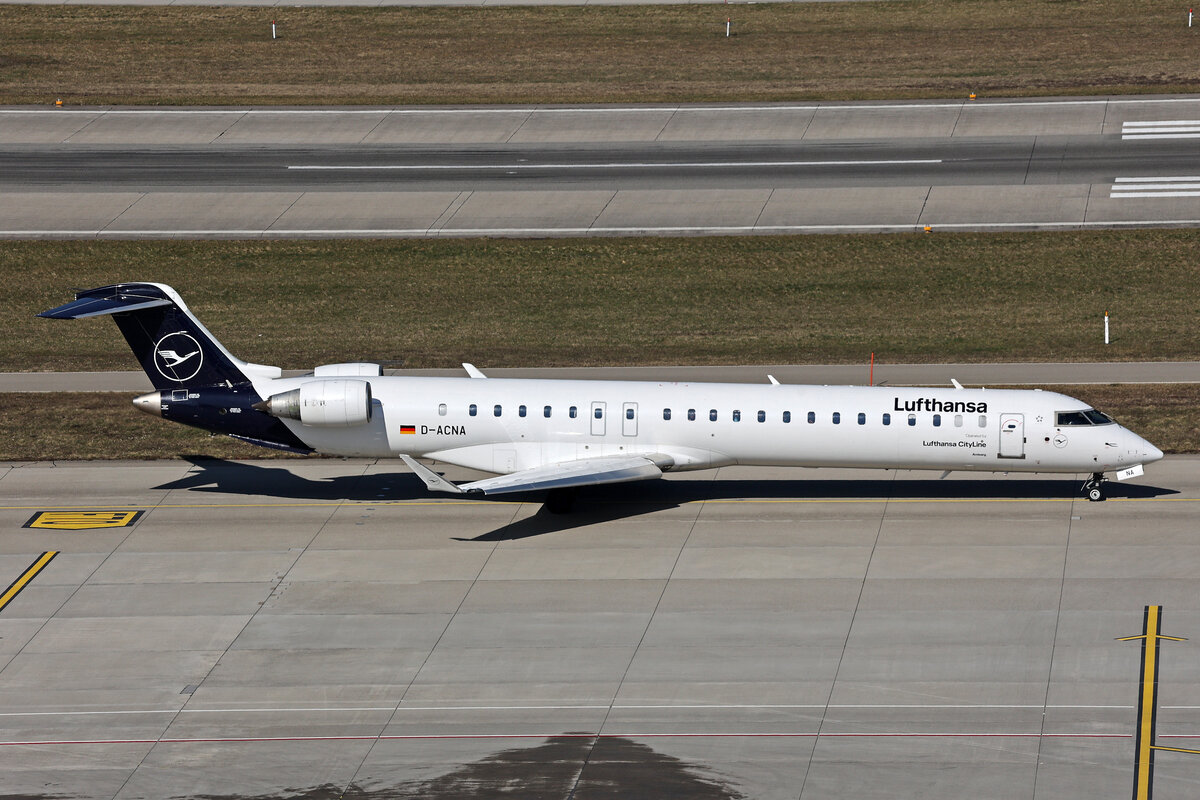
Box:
xmin=894 ymin=397 xmax=988 ymax=413
xmin=922 ymin=440 xmax=987 ymax=448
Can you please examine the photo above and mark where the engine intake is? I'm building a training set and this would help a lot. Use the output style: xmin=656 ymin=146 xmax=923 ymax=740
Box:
xmin=254 ymin=380 xmax=372 ymax=427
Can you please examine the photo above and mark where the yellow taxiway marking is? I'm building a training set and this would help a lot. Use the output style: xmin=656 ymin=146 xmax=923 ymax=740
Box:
xmin=1118 ymin=606 xmax=1189 ymax=800
xmin=23 ymin=510 xmax=144 ymax=530
xmin=0 ymin=551 xmax=58 ymax=614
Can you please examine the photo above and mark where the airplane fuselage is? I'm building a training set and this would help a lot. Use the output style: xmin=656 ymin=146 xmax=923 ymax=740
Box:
xmin=241 ymin=375 xmax=1156 ymax=476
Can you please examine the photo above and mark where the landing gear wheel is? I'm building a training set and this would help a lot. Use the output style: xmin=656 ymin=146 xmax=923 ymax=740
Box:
xmin=1083 ymin=472 xmax=1107 ymax=502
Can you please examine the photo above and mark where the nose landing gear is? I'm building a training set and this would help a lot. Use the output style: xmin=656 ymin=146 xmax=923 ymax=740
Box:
xmin=1083 ymin=472 xmax=1107 ymax=502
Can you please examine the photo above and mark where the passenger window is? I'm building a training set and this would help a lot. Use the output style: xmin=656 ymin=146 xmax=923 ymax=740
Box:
xmin=783 ymin=411 xmax=791 ymax=423
xmin=663 ymin=408 xmax=672 ymax=420
xmin=882 ymin=413 xmax=891 ymax=425
xmin=594 ymin=407 xmax=603 ymax=419
xmin=709 ymin=409 xmax=718 ymax=421
xmin=688 ymin=409 xmax=696 ymax=421
xmin=570 ymin=406 xmax=578 ymax=419
xmin=732 ymin=410 xmax=741 ymax=422
xmin=807 ymin=411 xmax=816 ymax=424
xmin=438 ymin=403 xmax=447 ymax=416
xmin=908 ymin=414 xmax=916 ymax=426
xmin=519 ymin=405 xmax=527 ymax=418
xmin=978 ymin=415 xmax=987 ymax=428
xmin=933 ymin=414 xmax=941 ymax=427
xmin=857 ymin=412 xmax=866 ymax=425
xmin=832 ymin=412 xmax=841 ymax=424
xmin=954 ymin=414 xmax=963 ymax=427
xmin=469 ymin=404 xmax=477 ymax=417
xmin=544 ymin=405 xmax=552 ymax=418
xmin=757 ymin=410 xmax=766 ymax=423
xmin=494 ymin=404 xmax=502 ymax=417
xmin=626 ymin=408 xmax=634 ymax=420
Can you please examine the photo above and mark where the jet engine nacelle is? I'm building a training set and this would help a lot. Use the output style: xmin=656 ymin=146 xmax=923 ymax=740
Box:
xmin=255 ymin=379 xmax=373 ymax=427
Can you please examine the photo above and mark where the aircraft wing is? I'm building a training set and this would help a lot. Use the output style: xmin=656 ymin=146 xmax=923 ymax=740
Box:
xmin=401 ymin=453 xmax=669 ymax=496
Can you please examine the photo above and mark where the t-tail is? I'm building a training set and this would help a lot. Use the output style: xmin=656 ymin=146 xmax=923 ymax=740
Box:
xmin=40 ymin=283 xmax=311 ymax=454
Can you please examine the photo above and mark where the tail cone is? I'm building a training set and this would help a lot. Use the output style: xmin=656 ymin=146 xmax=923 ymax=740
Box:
xmin=132 ymin=392 xmax=163 ymax=416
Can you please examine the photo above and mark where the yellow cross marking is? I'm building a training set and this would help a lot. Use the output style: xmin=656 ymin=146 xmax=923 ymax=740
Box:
xmin=1118 ymin=606 xmax=1190 ymax=800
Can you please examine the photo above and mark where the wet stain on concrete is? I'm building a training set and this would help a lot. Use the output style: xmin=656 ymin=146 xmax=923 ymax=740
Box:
xmin=180 ymin=734 xmax=746 ymax=800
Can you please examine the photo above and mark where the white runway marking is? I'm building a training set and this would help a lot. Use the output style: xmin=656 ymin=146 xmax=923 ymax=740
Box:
xmin=0 ymin=702 xmax=1138 ymax=718
xmin=1122 ymin=120 xmax=1200 ymax=140
xmin=287 ymin=160 xmax=942 ymax=171
xmin=1110 ymin=176 xmax=1200 ymax=198
xmin=0 ymin=732 xmax=1141 ymax=748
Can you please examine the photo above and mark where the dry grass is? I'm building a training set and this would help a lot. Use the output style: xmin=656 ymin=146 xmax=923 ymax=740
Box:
xmin=7 ymin=232 xmax=1200 ymax=372
xmin=3 ymin=1 xmax=1198 ymax=105
xmin=1 ymin=384 xmax=1192 ymax=461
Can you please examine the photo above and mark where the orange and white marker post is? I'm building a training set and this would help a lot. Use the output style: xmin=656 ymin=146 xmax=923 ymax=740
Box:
xmin=1105 ymin=310 xmax=1110 ymax=345
xmin=272 ymin=20 xmax=277 ymax=39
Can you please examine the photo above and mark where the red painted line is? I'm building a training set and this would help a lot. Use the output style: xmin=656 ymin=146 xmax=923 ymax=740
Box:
xmin=0 ymin=732 xmax=1134 ymax=747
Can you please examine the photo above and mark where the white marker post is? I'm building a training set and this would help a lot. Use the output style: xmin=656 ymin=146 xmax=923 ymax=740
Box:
xmin=1104 ymin=310 xmax=1110 ymax=345
xmin=272 ymin=20 xmax=277 ymax=39
xmin=726 ymin=17 xmax=731 ymax=37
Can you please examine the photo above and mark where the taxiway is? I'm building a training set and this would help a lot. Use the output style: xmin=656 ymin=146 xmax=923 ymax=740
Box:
xmin=1 ymin=457 xmax=1198 ymax=799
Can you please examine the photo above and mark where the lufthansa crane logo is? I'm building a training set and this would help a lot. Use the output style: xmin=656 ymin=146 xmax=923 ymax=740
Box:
xmin=153 ymin=332 xmax=203 ymax=383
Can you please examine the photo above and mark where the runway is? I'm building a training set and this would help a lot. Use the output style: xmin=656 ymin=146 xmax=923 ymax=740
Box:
xmin=1 ymin=456 xmax=1198 ymax=799
xmin=5 ymin=97 xmax=1200 ymax=237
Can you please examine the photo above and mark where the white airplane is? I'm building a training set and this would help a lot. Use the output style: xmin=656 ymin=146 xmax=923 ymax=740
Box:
xmin=41 ymin=283 xmax=1162 ymax=507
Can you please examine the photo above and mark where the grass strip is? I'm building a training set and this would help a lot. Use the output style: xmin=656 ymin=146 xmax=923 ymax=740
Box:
xmin=3 ymin=2 xmax=1199 ymax=105
xmin=2 ymin=384 xmax=1194 ymax=461
xmin=7 ymin=232 xmax=1200 ymax=372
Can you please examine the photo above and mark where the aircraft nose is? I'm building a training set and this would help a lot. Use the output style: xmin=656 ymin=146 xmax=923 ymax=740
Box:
xmin=1144 ymin=440 xmax=1164 ymax=464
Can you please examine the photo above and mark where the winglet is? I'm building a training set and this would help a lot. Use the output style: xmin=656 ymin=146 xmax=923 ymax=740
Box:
xmin=768 ymin=374 xmax=781 ymax=385
xmin=951 ymin=378 xmax=964 ymax=390
xmin=463 ymin=363 xmax=487 ymax=379
xmin=400 ymin=455 xmax=465 ymax=494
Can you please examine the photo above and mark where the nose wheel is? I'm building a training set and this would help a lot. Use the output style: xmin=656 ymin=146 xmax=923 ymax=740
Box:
xmin=1083 ymin=472 xmax=1107 ymax=502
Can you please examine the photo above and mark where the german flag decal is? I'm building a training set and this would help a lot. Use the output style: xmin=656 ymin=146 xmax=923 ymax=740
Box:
xmin=400 ymin=425 xmax=416 ymax=434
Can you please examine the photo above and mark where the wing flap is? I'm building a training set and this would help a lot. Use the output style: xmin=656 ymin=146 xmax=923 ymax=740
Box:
xmin=402 ymin=454 xmax=670 ymax=496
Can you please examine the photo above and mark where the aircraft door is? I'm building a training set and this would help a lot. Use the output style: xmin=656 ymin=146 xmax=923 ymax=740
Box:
xmin=591 ymin=402 xmax=606 ymax=436
xmin=999 ymin=413 xmax=1025 ymax=459
xmin=622 ymin=402 xmax=638 ymax=437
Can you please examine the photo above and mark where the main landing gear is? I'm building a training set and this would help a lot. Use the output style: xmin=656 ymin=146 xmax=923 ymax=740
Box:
xmin=1083 ymin=472 xmax=1107 ymax=502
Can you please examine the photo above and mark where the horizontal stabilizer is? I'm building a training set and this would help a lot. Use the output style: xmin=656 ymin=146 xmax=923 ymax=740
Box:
xmin=38 ymin=289 xmax=171 ymax=320
xmin=402 ymin=454 xmax=670 ymax=496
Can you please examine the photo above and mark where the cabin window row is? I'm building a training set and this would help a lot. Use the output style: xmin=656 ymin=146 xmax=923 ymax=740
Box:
xmin=442 ymin=403 xmax=986 ymax=429
xmin=661 ymin=409 xmax=987 ymax=428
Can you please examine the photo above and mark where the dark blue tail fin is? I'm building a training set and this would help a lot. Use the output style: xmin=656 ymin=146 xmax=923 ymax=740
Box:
xmin=39 ymin=283 xmax=276 ymax=391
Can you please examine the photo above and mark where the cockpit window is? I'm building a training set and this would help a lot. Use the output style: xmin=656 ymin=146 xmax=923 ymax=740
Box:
xmin=1057 ymin=409 xmax=1116 ymax=426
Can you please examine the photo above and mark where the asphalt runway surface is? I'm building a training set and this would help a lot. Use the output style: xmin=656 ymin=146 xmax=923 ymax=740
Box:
xmin=1 ymin=456 xmax=1198 ymax=799
xmin=5 ymin=97 xmax=1200 ymax=236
